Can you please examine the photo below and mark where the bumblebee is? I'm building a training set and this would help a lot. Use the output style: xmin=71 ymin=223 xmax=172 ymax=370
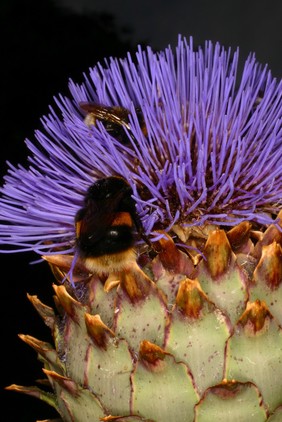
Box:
xmin=79 ymin=102 xmax=147 ymax=144
xmin=75 ymin=176 xmax=143 ymax=274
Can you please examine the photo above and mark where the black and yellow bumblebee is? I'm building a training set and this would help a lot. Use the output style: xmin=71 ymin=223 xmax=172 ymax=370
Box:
xmin=75 ymin=176 xmax=144 ymax=274
xmin=79 ymin=102 xmax=147 ymax=144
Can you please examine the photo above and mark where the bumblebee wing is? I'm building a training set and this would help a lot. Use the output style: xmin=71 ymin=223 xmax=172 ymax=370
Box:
xmin=76 ymin=204 xmax=114 ymax=245
xmin=80 ymin=103 xmax=111 ymax=120
xmin=79 ymin=103 xmax=130 ymax=129
xmin=75 ymin=193 xmax=123 ymax=244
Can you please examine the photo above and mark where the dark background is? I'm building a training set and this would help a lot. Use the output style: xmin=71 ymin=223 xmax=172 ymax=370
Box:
xmin=1 ymin=0 xmax=281 ymax=420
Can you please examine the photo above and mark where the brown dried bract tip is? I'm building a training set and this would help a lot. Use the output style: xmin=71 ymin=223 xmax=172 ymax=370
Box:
xmin=27 ymin=293 xmax=55 ymax=329
xmin=238 ymin=300 xmax=271 ymax=333
xmin=36 ymin=419 xmax=63 ymax=422
xmin=203 ymin=229 xmax=232 ymax=278
xmin=253 ymin=212 xmax=282 ymax=260
xmin=52 ymin=284 xmax=82 ymax=322
xmin=43 ymin=369 xmax=78 ymax=396
xmin=154 ymin=231 xmax=194 ymax=274
xmin=43 ymin=254 xmax=91 ymax=284
xmin=104 ymin=273 xmax=122 ymax=292
xmin=227 ymin=221 xmax=252 ymax=251
xmin=18 ymin=334 xmax=50 ymax=355
xmin=208 ymin=380 xmax=249 ymax=398
xmin=120 ymin=263 xmax=152 ymax=302
xmin=42 ymin=254 xmax=74 ymax=268
xmin=139 ymin=340 xmax=167 ymax=364
xmin=5 ymin=384 xmax=44 ymax=399
xmin=156 ymin=232 xmax=181 ymax=268
xmin=101 ymin=415 xmax=154 ymax=421
xmin=176 ymin=278 xmax=207 ymax=318
xmin=254 ymin=242 xmax=282 ymax=290
xmin=85 ymin=313 xmax=115 ymax=350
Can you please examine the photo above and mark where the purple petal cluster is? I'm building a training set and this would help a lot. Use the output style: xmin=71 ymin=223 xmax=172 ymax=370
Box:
xmin=1 ymin=36 xmax=282 ymax=255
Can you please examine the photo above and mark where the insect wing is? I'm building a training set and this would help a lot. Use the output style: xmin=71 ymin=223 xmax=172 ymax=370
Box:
xmin=76 ymin=184 xmax=133 ymax=245
xmin=79 ymin=103 xmax=130 ymax=129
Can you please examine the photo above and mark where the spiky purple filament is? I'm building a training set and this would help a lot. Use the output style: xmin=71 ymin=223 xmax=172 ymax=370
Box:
xmin=0 ymin=36 xmax=282 ymax=255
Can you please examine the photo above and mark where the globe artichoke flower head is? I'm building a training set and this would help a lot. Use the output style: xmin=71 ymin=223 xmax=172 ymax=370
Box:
xmin=2 ymin=36 xmax=282 ymax=421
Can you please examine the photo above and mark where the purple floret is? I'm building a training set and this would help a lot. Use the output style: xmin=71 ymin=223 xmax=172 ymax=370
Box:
xmin=0 ymin=36 xmax=282 ymax=255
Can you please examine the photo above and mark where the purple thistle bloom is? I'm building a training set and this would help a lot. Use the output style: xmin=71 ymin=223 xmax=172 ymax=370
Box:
xmin=0 ymin=36 xmax=282 ymax=256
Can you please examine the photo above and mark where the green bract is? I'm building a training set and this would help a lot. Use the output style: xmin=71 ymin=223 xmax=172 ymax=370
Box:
xmin=9 ymin=218 xmax=282 ymax=421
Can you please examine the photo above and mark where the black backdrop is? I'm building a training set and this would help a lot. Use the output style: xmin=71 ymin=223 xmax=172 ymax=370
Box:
xmin=1 ymin=0 xmax=281 ymax=420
